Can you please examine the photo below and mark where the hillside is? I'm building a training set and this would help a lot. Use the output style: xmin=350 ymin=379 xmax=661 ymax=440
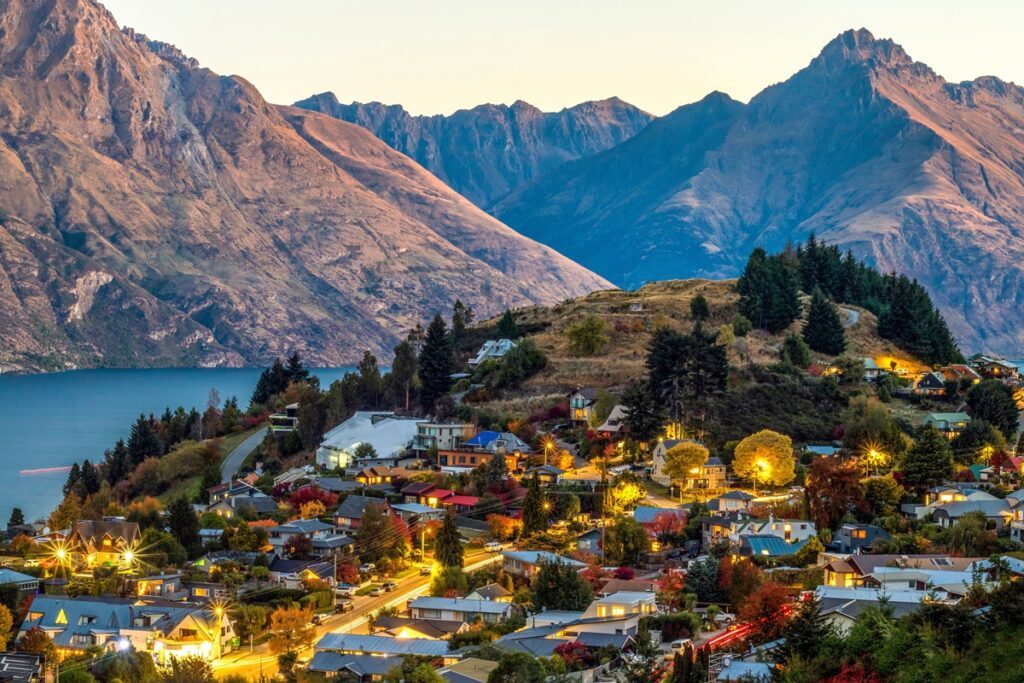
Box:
xmin=0 ymin=0 xmax=607 ymax=372
xmin=293 ymin=93 xmax=654 ymax=207
xmin=495 ymin=279 xmax=927 ymax=393
xmin=493 ymin=29 xmax=1024 ymax=356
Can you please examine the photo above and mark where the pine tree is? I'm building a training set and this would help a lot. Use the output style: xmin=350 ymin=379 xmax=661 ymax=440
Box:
xmin=531 ymin=560 xmax=592 ymax=611
xmin=356 ymin=351 xmax=383 ymax=409
xmin=689 ymin=294 xmax=710 ymax=322
xmin=63 ymin=462 xmax=81 ymax=497
xmin=250 ymin=369 xmax=272 ymax=407
xmin=127 ymin=414 xmax=162 ymax=466
xmin=496 ymin=309 xmax=519 ymax=339
xmin=199 ymin=464 xmax=221 ymax=504
xmin=418 ymin=314 xmax=453 ymax=413
xmin=902 ymin=426 xmax=954 ymax=491
xmin=105 ymin=439 xmax=130 ymax=485
xmin=451 ymin=300 xmax=474 ymax=341
xmin=284 ymin=352 xmax=309 ymax=384
xmin=622 ymin=380 xmax=663 ymax=443
xmin=803 ymin=289 xmax=846 ymax=355
xmin=79 ymin=460 xmax=100 ymax=496
xmin=8 ymin=508 xmax=24 ymax=527
xmin=389 ymin=340 xmax=418 ymax=412
xmin=434 ymin=511 xmax=464 ymax=568
xmin=521 ymin=474 xmax=547 ymax=535
xmin=776 ymin=594 xmax=836 ymax=664
xmin=167 ymin=496 xmax=201 ymax=559
xmin=484 ymin=452 xmax=509 ymax=486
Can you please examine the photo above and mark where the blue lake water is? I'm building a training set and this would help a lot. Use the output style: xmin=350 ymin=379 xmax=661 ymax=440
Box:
xmin=0 ymin=367 xmax=354 ymax=524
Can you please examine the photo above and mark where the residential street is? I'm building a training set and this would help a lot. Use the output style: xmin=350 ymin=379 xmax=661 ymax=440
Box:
xmin=221 ymin=428 xmax=267 ymax=483
xmin=212 ymin=550 xmax=504 ymax=680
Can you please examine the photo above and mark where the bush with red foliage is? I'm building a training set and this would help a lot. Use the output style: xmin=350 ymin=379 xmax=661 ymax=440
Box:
xmin=553 ymin=641 xmax=594 ymax=670
xmin=531 ymin=401 xmax=569 ymax=424
xmin=289 ymin=485 xmax=338 ymax=510
xmin=612 ymin=566 xmax=636 ymax=580
xmin=717 ymin=556 xmax=764 ymax=609
xmin=241 ymin=412 xmax=270 ymax=430
xmin=336 ymin=561 xmax=360 ymax=584
xmin=738 ymin=581 xmax=793 ymax=643
xmin=823 ymin=664 xmax=881 ymax=683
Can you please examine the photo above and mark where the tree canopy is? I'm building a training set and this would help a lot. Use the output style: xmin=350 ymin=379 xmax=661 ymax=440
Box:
xmin=732 ymin=430 xmax=796 ymax=487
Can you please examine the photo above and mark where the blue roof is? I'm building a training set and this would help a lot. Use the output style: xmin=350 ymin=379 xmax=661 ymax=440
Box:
xmin=741 ymin=535 xmax=809 ymax=557
xmin=465 ymin=430 xmax=500 ymax=446
xmin=805 ymin=445 xmax=839 ymax=456
xmin=633 ymin=506 xmax=685 ymax=524
xmin=502 ymin=550 xmax=585 ymax=567
xmin=316 ymin=633 xmax=448 ymax=657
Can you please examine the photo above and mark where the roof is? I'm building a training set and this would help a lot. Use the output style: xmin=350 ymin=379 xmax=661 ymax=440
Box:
xmin=740 ymin=535 xmax=809 ymax=557
xmin=574 ymin=632 xmax=634 ymax=649
xmin=494 ymin=636 xmax=569 ymax=657
xmin=391 ymin=503 xmax=443 ymax=516
xmin=467 ymin=583 xmax=512 ymax=600
xmin=444 ymin=495 xmax=480 ymax=507
xmin=315 ymin=633 xmax=449 ymax=657
xmin=401 ymin=482 xmax=436 ymax=495
xmin=440 ymin=658 xmax=499 ymax=683
xmin=502 ymin=550 xmax=585 ymax=567
xmin=71 ymin=520 xmax=140 ymax=546
xmin=598 ymin=578 xmax=657 ymax=595
xmin=926 ymin=412 xmax=971 ymax=423
xmin=0 ymin=569 xmax=39 ymax=585
xmin=633 ymin=506 xmax=686 ymax=524
xmin=334 ymin=495 xmax=389 ymax=521
xmin=932 ymin=499 xmax=1012 ymax=518
xmin=0 ymin=653 xmax=43 ymax=683
xmin=374 ymin=616 xmax=466 ymax=638
xmin=463 ymin=431 xmax=531 ymax=452
xmin=308 ymin=652 xmax=399 ymax=676
xmin=318 ymin=411 xmax=419 ymax=459
xmin=309 ymin=477 xmax=364 ymax=493
xmin=719 ymin=490 xmax=756 ymax=500
xmin=804 ymin=445 xmax=840 ymax=456
xmin=409 ymin=596 xmax=511 ymax=615
xmin=525 ymin=465 xmax=564 ymax=475
xmin=718 ymin=660 xmax=773 ymax=682
xmin=271 ymin=518 xmax=336 ymax=535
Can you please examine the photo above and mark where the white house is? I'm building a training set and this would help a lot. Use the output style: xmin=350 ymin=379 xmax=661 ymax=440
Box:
xmin=468 ymin=339 xmax=516 ymax=368
xmin=408 ymin=597 xmax=513 ymax=624
xmin=316 ymin=412 xmax=420 ymax=470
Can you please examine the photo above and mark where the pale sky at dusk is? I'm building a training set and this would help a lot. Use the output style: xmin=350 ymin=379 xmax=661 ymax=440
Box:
xmin=101 ymin=0 xmax=1022 ymax=116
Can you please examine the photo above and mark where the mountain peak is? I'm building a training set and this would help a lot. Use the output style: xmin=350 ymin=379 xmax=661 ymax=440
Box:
xmin=816 ymin=28 xmax=913 ymax=69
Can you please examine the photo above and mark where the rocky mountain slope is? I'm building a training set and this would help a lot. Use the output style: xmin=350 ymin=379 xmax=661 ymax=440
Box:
xmin=493 ymin=29 xmax=1024 ymax=354
xmin=0 ymin=0 xmax=608 ymax=372
xmin=294 ymin=93 xmax=653 ymax=207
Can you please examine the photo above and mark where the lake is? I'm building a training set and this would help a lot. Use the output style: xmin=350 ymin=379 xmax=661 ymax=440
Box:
xmin=0 ymin=367 xmax=355 ymax=524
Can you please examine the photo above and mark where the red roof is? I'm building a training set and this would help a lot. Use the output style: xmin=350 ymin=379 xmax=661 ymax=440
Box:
xmin=443 ymin=495 xmax=480 ymax=507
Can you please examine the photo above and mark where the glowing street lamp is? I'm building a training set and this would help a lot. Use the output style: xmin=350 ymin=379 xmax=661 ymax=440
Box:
xmin=754 ymin=458 xmax=771 ymax=495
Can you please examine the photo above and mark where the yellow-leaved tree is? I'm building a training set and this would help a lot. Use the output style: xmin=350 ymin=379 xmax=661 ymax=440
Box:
xmin=662 ymin=441 xmax=710 ymax=482
xmin=732 ymin=430 xmax=796 ymax=489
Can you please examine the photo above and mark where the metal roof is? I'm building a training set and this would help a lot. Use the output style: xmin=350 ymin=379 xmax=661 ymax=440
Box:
xmin=315 ymin=633 xmax=449 ymax=656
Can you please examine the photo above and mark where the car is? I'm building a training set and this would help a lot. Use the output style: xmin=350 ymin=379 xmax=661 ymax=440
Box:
xmin=484 ymin=540 xmax=502 ymax=552
xmin=335 ymin=598 xmax=355 ymax=613
xmin=382 ymin=581 xmax=398 ymax=592
xmin=420 ymin=564 xmax=432 ymax=576
xmin=359 ymin=563 xmax=376 ymax=575
xmin=669 ymin=638 xmax=693 ymax=652
xmin=311 ymin=613 xmax=327 ymax=626
xmin=368 ymin=586 xmax=384 ymax=597
xmin=334 ymin=583 xmax=356 ymax=597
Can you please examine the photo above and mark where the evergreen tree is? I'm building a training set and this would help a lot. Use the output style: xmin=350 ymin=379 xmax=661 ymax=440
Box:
xmin=966 ymin=380 xmax=1020 ymax=442
xmin=104 ymin=439 xmax=130 ymax=485
xmin=531 ymin=560 xmax=593 ymax=611
xmin=63 ymin=462 xmax=81 ymax=497
xmin=776 ymin=594 xmax=836 ymax=664
xmin=619 ymin=630 xmax=664 ymax=683
xmin=521 ymin=474 xmax=548 ymax=535
xmin=418 ymin=314 xmax=454 ymax=413
xmin=434 ymin=511 xmax=464 ymax=568
xmin=484 ymin=452 xmax=509 ymax=486
xmin=496 ymin=309 xmax=519 ymax=339
xmin=902 ymin=426 xmax=954 ymax=491
xmin=389 ymin=340 xmax=418 ymax=412
xmin=199 ymin=464 xmax=221 ymax=504
xmin=781 ymin=333 xmax=811 ymax=367
xmin=803 ymin=289 xmax=846 ymax=355
xmin=127 ymin=414 xmax=162 ymax=466
xmin=8 ymin=508 xmax=24 ymax=528
xmin=79 ymin=460 xmax=100 ymax=496
xmin=689 ymin=294 xmax=710 ymax=322
xmin=451 ymin=299 xmax=474 ymax=341
xmin=737 ymin=248 xmax=801 ymax=333
xmin=167 ymin=497 xmax=201 ymax=559
xmin=356 ymin=351 xmax=383 ymax=409
xmin=250 ymin=370 xmax=272 ymax=408
xmin=622 ymin=380 xmax=663 ymax=443
xmin=284 ymin=352 xmax=309 ymax=384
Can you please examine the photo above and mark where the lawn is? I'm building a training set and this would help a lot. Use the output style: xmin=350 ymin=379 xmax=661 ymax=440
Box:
xmin=220 ymin=426 xmax=263 ymax=459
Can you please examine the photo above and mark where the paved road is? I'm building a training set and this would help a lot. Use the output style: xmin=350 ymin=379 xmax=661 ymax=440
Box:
xmin=839 ymin=306 xmax=860 ymax=328
xmin=221 ymin=428 xmax=268 ymax=483
xmin=213 ymin=550 xmax=503 ymax=680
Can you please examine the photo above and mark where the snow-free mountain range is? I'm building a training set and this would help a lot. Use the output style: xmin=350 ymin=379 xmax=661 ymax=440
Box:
xmin=1 ymin=0 xmax=1023 ymax=371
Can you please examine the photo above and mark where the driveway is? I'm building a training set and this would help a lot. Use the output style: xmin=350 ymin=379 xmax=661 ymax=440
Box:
xmin=221 ymin=428 xmax=267 ymax=483
xmin=839 ymin=306 xmax=860 ymax=328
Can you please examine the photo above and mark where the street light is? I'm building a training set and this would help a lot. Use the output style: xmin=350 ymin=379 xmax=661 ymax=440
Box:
xmin=754 ymin=458 xmax=771 ymax=495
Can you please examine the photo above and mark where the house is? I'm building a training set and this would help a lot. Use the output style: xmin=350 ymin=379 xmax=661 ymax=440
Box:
xmin=708 ymin=490 xmax=755 ymax=513
xmin=466 ymin=583 xmax=513 ymax=603
xmin=931 ymin=499 xmax=1013 ymax=529
xmin=596 ymin=578 xmax=657 ymax=596
xmin=738 ymin=535 xmax=809 ymax=559
xmin=969 ymin=355 xmax=1020 ymax=379
xmin=716 ymin=658 xmax=773 ymax=682
xmin=0 ymin=652 xmax=43 ymax=683
xmin=1009 ymin=489 xmax=1024 ymax=544
xmin=269 ymin=403 xmax=300 ymax=433
xmin=20 ymin=595 xmax=235 ymax=662
xmin=266 ymin=519 xmax=351 ymax=558
xmin=567 ymin=388 xmax=599 ymax=426
xmin=914 ymin=372 xmax=947 ymax=397
xmin=729 ymin=516 xmax=816 ymax=547
xmin=576 ymin=528 xmax=602 ymax=554
xmin=408 ymin=596 xmax=513 ymax=624
xmin=133 ymin=573 xmax=187 ymax=601
xmin=68 ymin=520 xmax=141 ymax=569
xmin=816 ymin=586 xmax=954 ymax=634
xmin=651 ymin=440 xmax=725 ymax=490
xmin=198 ymin=529 xmax=224 ymax=548
xmin=372 ymin=616 xmax=468 ymax=640
xmin=862 ymin=358 xmax=884 ymax=380
xmin=468 ymin=339 xmax=517 ymax=368
xmin=316 ymin=412 xmax=419 ymax=471
xmin=308 ymin=652 xmax=401 ymax=680
xmin=595 ymin=405 xmax=629 ymax=439
xmin=702 ymin=513 xmax=748 ymax=550
xmin=273 ymin=467 xmax=311 ymax=488
xmin=208 ymin=479 xmax=261 ymax=503
xmin=939 ymin=364 xmax=982 ymax=385
xmin=438 ymin=431 xmax=531 ymax=474
xmin=390 ymin=503 xmax=445 ymax=523
xmin=581 ymin=591 xmax=658 ymax=621
xmin=502 ymin=551 xmax=585 ymax=578
xmin=0 ymin=569 xmax=39 ymax=603
xmin=439 ymin=658 xmax=499 ymax=683
xmin=923 ymin=412 xmax=972 ymax=438
xmin=333 ymin=495 xmax=391 ymax=530
xmin=633 ymin=505 xmax=686 ymax=528
xmin=822 ymin=554 xmax=981 ymax=588
xmin=401 ymin=481 xmax=438 ymax=504
xmin=314 ymin=633 xmax=452 ymax=661
xmin=268 ymin=558 xmax=334 ymax=589
xmin=835 ymin=524 xmax=891 ymax=554
xmin=192 ymin=551 xmax=267 ymax=579
xmin=525 ymin=465 xmax=564 ymax=485
xmin=438 ymin=494 xmax=480 ymax=514
xmin=206 ymin=491 xmax=277 ymax=519
xmin=411 ymin=422 xmax=477 ymax=459
xmin=353 ymin=466 xmax=396 ymax=486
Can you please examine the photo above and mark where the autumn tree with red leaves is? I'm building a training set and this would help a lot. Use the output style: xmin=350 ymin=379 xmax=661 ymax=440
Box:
xmin=738 ymin=581 xmax=792 ymax=643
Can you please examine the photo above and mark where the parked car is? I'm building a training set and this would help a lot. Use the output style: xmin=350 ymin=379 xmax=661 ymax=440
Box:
xmin=368 ymin=586 xmax=384 ymax=597
xmin=484 ymin=540 xmax=502 ymax=552
xmin=335 ymin=598 xmax=355 ymax=613
xmin=669 ymin=638 xmax=693 ymax=652
xmin=335 ymin=583 xmax=356 ymax=597
xmin=420 ymin=564 xmax=432 ymax=575
xmin=311 ymin=613 xmax=327 ymax=626
xmin=359 ymin=563 xmax=376 ymax=575
xmin=382 ymin=581 xmax=398 ymax=592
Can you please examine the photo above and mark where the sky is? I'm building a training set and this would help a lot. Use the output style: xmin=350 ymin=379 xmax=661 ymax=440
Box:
xmin=100 ymin=0 xmax=1023 ymax=116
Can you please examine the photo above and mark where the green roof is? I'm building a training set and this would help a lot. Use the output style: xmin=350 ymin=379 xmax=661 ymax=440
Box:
xmin=926 ymin=412 xmax=971 ymax=422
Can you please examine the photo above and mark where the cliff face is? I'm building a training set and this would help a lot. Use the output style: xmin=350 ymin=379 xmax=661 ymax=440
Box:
xmin=494 ymin=30 xmax=1024 ymax=354
xmin=0 ymin=0 xmax=608 ymax=372
xmin=294 ymin=93 xmax=654 ymax=207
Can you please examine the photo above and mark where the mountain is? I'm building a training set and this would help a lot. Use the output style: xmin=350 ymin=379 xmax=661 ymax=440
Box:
xmin=293 ymin=93 xmax=653 ymax=207
xmin=0 ymin=0 xmax=608 ymax=372
xmin=493 ymin=29 xmax=1024 ymax=354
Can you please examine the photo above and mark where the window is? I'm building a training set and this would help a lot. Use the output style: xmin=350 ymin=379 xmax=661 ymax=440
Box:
xmin=194 ymin=588 xmax=209 ymax=597
xmin=56 ymin=609 xmax=68 ymax=625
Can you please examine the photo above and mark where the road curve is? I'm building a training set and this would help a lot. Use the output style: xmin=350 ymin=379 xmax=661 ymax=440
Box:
xmin=221 ymin=428 xmax=268 ymax=483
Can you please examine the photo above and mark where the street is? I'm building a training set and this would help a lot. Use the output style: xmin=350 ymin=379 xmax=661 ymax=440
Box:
xmin=213 ymin=549 xmax=504 ymax=679
xmin=221 ymin=428 xmax=267 ymax=483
